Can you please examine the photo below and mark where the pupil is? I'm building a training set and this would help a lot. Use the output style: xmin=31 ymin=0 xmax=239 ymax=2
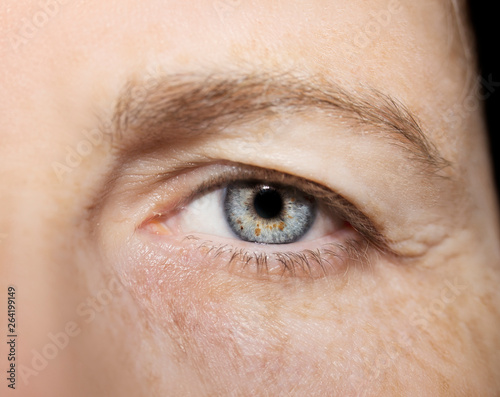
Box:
xmin=253 ymin=187 xmax=283 ymax=219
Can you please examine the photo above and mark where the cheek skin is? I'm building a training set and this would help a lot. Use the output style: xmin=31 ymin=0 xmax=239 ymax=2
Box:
xmin=104 ymin=230 xmax=499 ymax=396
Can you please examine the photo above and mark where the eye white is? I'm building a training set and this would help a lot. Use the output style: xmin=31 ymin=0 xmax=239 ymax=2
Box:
xmin=163 ymin=186 xmax=340 ymax=242
xmin=164 ymin=189 xmax=235 ymax=237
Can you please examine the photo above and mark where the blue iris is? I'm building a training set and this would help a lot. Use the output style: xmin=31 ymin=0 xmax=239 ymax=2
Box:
xmin=224 ymin=181 xmax=317 ymax=244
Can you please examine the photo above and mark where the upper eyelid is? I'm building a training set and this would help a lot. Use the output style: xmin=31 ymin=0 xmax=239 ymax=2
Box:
xmin=86 ymin=73 xmax=455 ymax=240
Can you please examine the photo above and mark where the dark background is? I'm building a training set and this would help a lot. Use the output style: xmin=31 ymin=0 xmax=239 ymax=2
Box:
xmin=468 ymin=2 xmax=499 ymax=196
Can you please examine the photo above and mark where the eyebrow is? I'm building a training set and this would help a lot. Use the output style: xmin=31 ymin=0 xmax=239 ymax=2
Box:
xmin=108 ymin=72 xmax=450 ymax=173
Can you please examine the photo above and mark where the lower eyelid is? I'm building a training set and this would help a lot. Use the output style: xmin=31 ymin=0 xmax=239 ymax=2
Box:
xmin=139 ymin=227 xmax=366 ymax=281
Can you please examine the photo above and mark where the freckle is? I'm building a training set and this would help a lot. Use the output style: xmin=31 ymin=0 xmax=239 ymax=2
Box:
xmin=278 ymin=222 xmax=285 ymax=231
xmin=255 ymin=228 xmax=261 ymax=236
xmin=288 ymin=215 xmax=293 ymax=219
xmin=236 ymin=219 xmax=242 ymax=224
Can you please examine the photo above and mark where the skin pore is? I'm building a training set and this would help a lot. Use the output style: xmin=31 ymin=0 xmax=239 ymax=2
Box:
xmin=1 ymin=0 xmax=499 ymax=396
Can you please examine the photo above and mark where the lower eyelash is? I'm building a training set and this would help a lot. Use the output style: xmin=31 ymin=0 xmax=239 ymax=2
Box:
xmin=184 ymin=235 xmax=371 ymax=280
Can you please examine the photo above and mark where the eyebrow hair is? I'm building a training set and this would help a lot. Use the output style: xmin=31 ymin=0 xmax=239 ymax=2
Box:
xmin=108 ymin=72 xmax=450 ymax=173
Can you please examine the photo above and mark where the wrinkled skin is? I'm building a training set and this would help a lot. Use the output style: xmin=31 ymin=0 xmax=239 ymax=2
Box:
xmin=1 ymin=0 xmax=499 ymax=396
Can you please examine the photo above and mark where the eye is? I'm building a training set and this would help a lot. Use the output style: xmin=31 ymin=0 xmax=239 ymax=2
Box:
xmin=224 ymin=181 xmax=317 ymax=244
xmin=142 ymin=164 xmax=383 ymax=279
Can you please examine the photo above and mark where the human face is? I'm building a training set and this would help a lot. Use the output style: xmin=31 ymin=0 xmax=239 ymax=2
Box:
xmin=1 ymin=0 xmax=499 ymax=396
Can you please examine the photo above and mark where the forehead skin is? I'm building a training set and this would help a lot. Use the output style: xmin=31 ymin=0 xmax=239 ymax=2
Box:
xmin=1 ymin=1 xmax=499 ymax=396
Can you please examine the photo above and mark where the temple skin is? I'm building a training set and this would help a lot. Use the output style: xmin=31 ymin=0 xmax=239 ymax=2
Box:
xmin=1 ymin=0 xmax=500 ymax=396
